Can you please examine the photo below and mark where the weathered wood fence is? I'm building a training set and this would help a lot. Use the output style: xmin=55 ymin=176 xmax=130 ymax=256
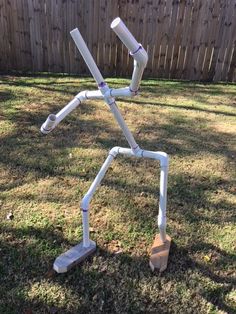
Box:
xmin=0 ymin=0 xmax=236 ymax=81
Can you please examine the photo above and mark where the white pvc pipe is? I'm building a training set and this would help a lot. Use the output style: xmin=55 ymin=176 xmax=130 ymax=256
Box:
xmin=41 ymin=114 xmax=57 ymax=134
xmin=106 ymin=87 xmax=136 ymax=98
xmin=116 ymin=147 xmax=168 ymax=242
xmin=111 ymin=17 xmax=140 ymax=53
xmin=55 ymin=96 xmax=81 ymax=125
xmin=95 ymin=82 xmax=140 ymax=152
xmin=80 ymin=146 xmax=169 ymax=247
xmin=158 ymin=166 xmax=168 ymax=242
xmin=130 ymin=61 xmax=145 ymax=92
xmin=82 ymin=210 xmax=90 ymax=247
xmin=81 ymin=153 xmax=116 ymax=248
xmin=81 ymin=154 xmax=116 ymax=210
xmin=86 ymin=90 xmax=104 ymax=99
xmin=114 ymin=147 xmax=169 ymax=167
xmin=111 ymin=17 xmax=148 ymax=93
xmin=40 ymin=91 xmax=88 ymax=134
xmin=70 ymin=28 xmax=104 ymax=85
xmin=109 ymin=102 xmax=139 ymax=152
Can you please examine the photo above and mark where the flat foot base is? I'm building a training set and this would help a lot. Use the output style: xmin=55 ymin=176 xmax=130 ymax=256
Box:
xmin=53 ymin=240 xmax=96 ymax=273
xmin=149 ymin=234 xmax=171 ymax=272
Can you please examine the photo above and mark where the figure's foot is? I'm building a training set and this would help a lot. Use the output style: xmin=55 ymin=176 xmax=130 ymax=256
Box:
xmin=149 ymin=234 xmax=171 ymax=272
xmin=53 ymin=240 xmax=96 ymax=273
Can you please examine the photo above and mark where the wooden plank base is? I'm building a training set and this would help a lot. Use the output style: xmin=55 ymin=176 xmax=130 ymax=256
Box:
xmin=149 ymin=234 xmax=171 ymax=272
xmin=53 ymin=240 xmax=96 ymax=273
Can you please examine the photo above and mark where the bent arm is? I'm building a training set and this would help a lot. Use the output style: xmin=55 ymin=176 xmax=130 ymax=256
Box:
xmin=40 ymin=90 xmax=103 ymax=134
xmin=111 ymin=17 xmax=148 ymax=92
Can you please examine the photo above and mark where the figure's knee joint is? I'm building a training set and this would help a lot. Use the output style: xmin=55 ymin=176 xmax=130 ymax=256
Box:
xmin=81 ymin=194 xmax=91 ymax=210
xmin=159 ymin=152 xmax=169 ymax=167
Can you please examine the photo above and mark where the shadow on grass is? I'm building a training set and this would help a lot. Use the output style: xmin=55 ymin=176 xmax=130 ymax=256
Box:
xmin=0 ymin=76 xmax=235 ymax=313
xmin=0 ymin=224 xmax=235 ymax=313
xmin=121 ymin=98 xmax=236 ymax=117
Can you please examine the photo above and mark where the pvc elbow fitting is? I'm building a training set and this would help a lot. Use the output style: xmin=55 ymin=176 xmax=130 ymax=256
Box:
xmin=158 ymin=152 xmax=169 ymax=168
xmin=75 ymin=91 xmax=87 ymax=102
xmin=130 ymin=46 xmax=148 ymax=68
xmin=41 ymin=114 xmax=57 ymax=134
xmin=109 ymin=146 xmax=120 ymax=157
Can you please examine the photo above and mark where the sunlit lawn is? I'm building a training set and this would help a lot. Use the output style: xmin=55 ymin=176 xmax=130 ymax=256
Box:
xmin=0 ymin=75 xmax=235 ymax=313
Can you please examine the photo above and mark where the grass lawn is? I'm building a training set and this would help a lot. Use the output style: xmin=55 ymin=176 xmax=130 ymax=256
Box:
xmin=0 ymin=75 xmax=235 ymax=314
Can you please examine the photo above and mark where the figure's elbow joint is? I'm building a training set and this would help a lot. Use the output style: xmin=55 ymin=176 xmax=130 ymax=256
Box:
xmin=130 ymin=44 xmax=148 ymax=68
xmin=109 ymin=146 xmax=120 ymax=157
xmin=75 ymin=90 xmax=88 ymax=102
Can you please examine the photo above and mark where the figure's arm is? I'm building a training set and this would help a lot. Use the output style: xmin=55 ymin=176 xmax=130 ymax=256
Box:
xmin=40 ymin=90 xmax=103 ymax=134
xmin=111 ymin=17 xmax=148 ymax=94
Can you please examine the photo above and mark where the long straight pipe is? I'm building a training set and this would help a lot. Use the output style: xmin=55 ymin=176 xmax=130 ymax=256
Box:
xmin=70 ymin=28 xmax=104 ymax=85
xmin=81 ymin=153 xmax=115 ymax=247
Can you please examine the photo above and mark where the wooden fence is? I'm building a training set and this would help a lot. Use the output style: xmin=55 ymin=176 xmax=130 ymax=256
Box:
xmin=0 ymin=0 xmax=236 ymax=81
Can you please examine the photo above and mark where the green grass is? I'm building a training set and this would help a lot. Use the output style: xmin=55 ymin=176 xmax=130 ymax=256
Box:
xmin=0 ymin=75 xmax=235 ymax=314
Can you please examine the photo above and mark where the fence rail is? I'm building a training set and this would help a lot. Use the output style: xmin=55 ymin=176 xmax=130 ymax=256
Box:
xmin=0 ymin=0 xmax=235 ymax=81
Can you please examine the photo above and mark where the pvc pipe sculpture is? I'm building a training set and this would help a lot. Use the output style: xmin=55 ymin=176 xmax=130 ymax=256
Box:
xmin=41 ymin=17 xmax=171 ymax=273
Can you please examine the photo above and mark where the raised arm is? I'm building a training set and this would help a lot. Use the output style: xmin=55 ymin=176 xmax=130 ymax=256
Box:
xmin=111 ymin=17 xmax=148 ymax=93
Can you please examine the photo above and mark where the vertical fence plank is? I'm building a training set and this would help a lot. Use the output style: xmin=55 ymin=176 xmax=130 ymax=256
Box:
xmin=170 ymin=0 xmax=186 ymax=79
xmin=176 ymin=0 xmax=192 ymax=80
xmin=184 ymin=0 xmax=202 ymax=79
xmin=191 ymin=0 xmax=211 ymax=80
xmin=208 ymin=0 xmax=227 ymax=81
xmin=215 ymin=0 xmax=235 ymax=81
xmin=152 ymin=0 xmax=165 ymax=77
xmin=201 ymin=0 xmax=219 ymax=81
xmin=228 ymin=45 xmax=236 ymax=82
xmin=0 ymin=0 xmax=9 ymax=71
xmin=158 ymin=0 xmax=172 ymax=78
xmin=164 ymin=0 xmax=179 ymax=78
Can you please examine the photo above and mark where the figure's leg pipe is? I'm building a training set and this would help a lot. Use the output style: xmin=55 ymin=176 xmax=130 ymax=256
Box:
xmin=158 ymin=165 xmax=168 ymax=242
xmin=81 ymin=147 xmax=169 ymax=246
xmin=116 ymin=148 xmax=169 ymax=242
xmin=81 ymin=152 xmax=117 ymax=247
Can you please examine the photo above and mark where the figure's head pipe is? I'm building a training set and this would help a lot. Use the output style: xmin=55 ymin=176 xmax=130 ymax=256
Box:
xmin=111 ymin=17 xmax=148 ymax=92
xmin=111 ymin=18 xmax=148 ymax=64
xmin=111 ymin=17 xmax=140 ymax=54
xmin=41 ymin=114 xmax=57 ymax=135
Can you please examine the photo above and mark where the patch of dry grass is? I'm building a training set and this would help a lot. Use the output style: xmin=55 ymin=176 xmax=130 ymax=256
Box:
xmin=0 ymin=75 xmax=235 ymax=313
